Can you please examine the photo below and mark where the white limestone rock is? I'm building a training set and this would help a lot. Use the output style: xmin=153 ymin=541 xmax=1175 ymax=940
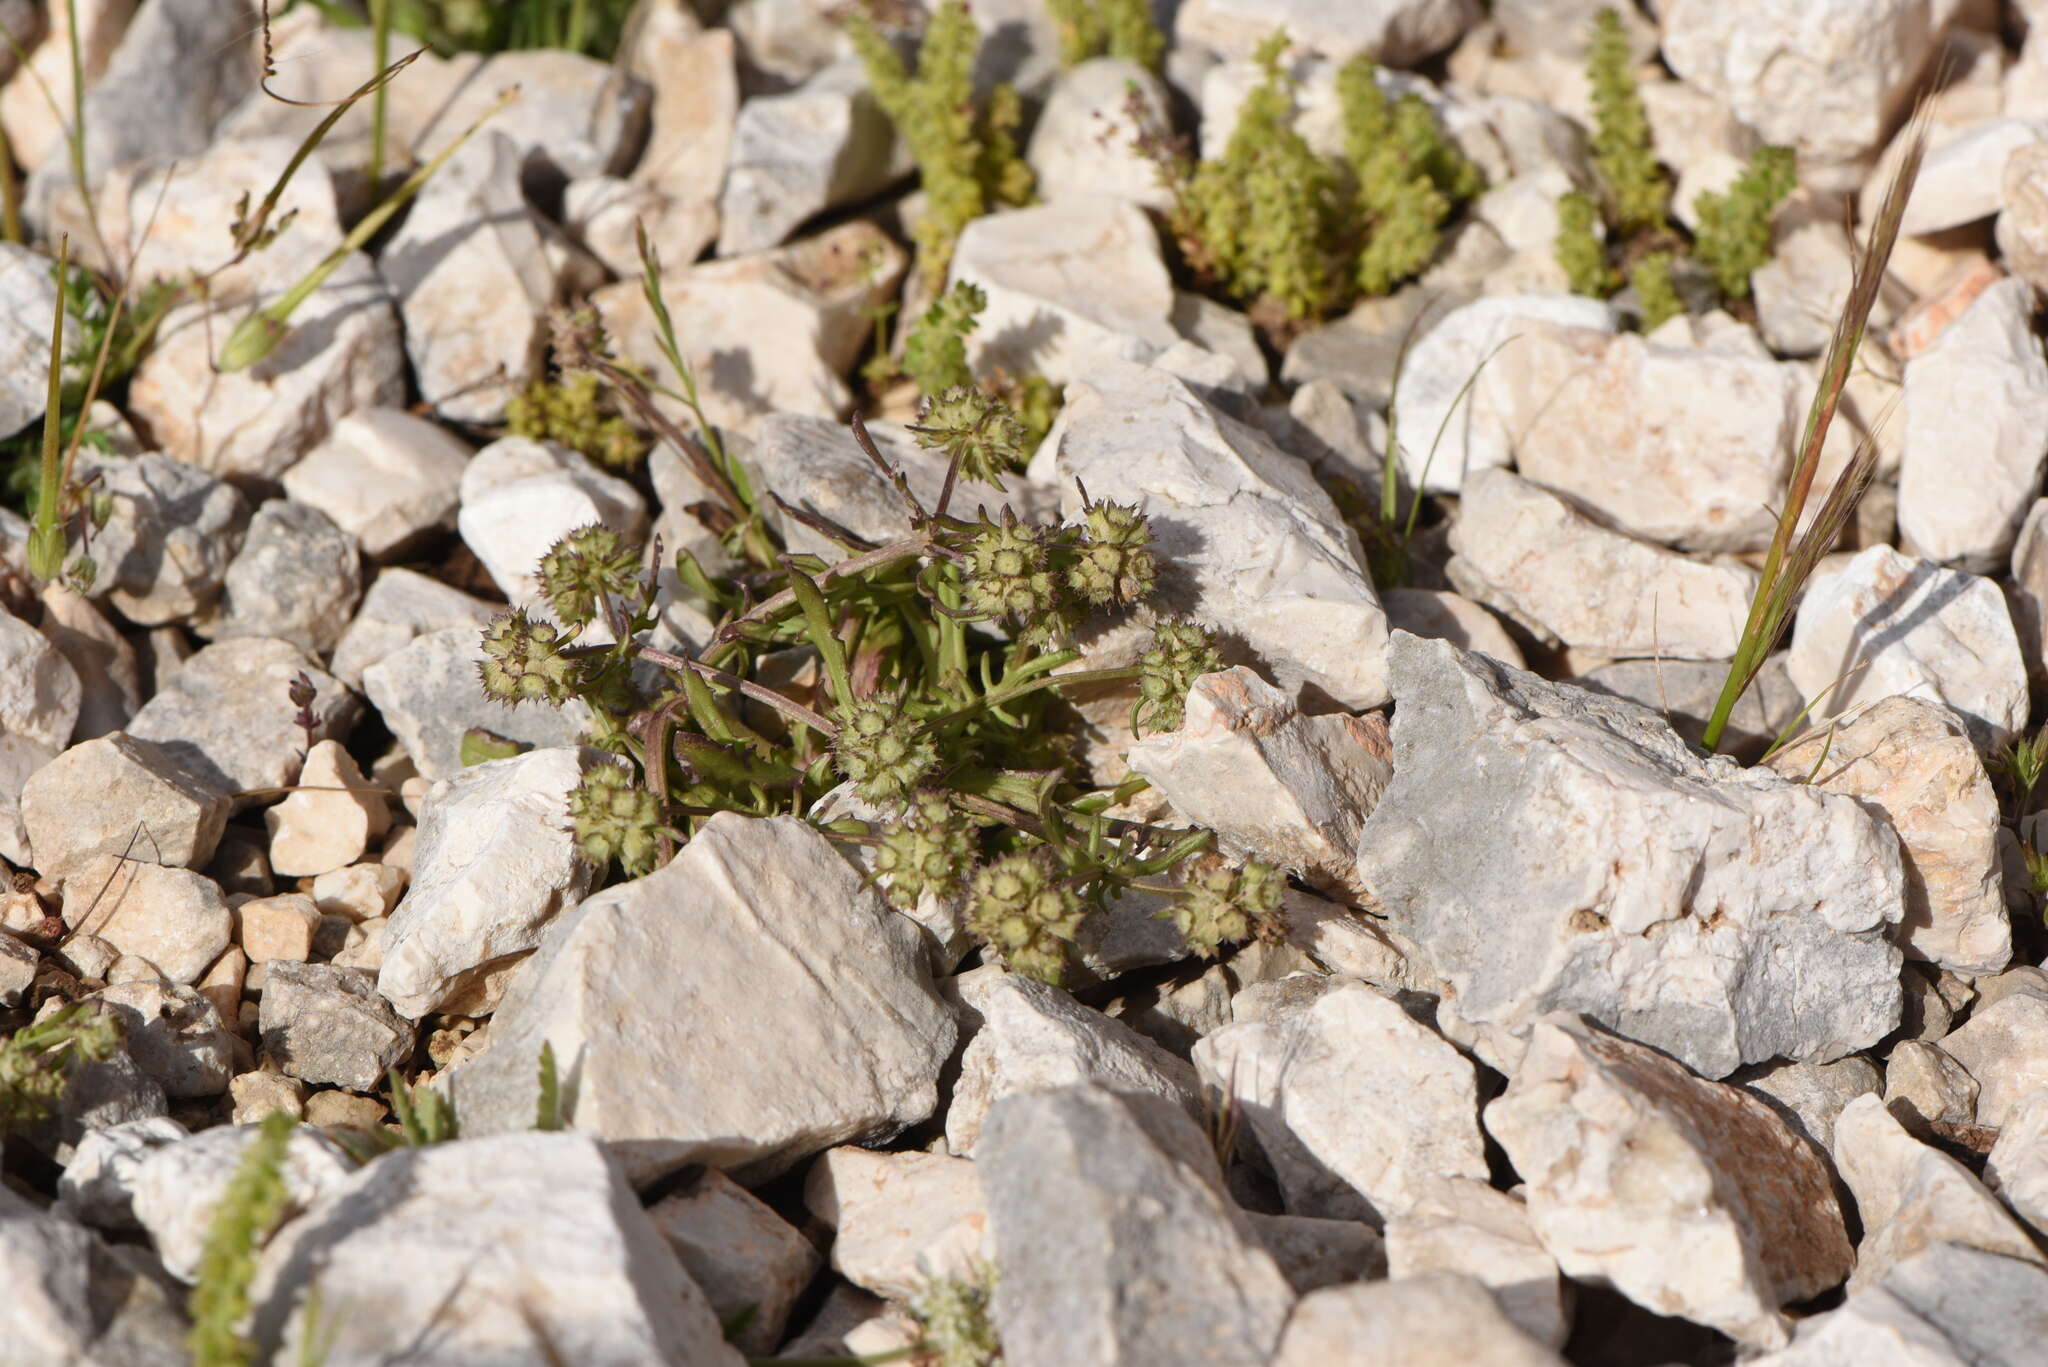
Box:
xmin=1748 ymin=1241 xmax=2048 ymax=1367
xmin=20 ymin=732 xmax=230 ymax=883
xmin=1938 ymin=989 xmax=2048 ymax=1128
xmin=805 ymin=1147 xmax=988 ymax=1299
xmin=716 ymin=57 xmax=902 ymax=257
xmin=601 ymin=19 xmax=734 ymax=269
xmin=1447 ymin=469 xmax=1758 ymax=660
xmin=1271 ymin=1273 xmax=1567 ymax=1367
xmin=1126 ymin=668 xmax=1391 ymax=901
xmin=1499 ymin=325 xmax=1799 ymax=553
xmin=1355 ymin=633 xmax=1905 ymax=1078
xmin=945 ymin=967 xmax=1202 ymax=1157
xmin=1765 ymin=697 xmax=2010 ymax=975
xmin=648 ymin=1165 xmax=821 ymax=1355
xmin=1899 ymin=277 xmax=2048 ymax=571
xmin=1739 ymin=1056 xmax=1885 ymax=1156
xmin=376 ymin=748 xmax=601 ymax=1019
xmin=1028 ymin=58 xmax=1177 ymax=212
xmin=979 ymin=1083 xmax=1296 ymax=1367
xmin=1387 ymin=294 xmax=1614 ymax=496
xmin=282 ymin=408 xmax=472 ymax=561
xmin=88 ymin=979 xmax=235 ymax=1098
xmin=596 ymin=220 xmax=905 ymax=437
xmin=1787 ymin=546 xmax=2028 ymax=751
xmin=455 ymin=436 xmax=649 ymax=608
xmin=38 ymin=584 xmax=141 ymax=742
xmin=1485 ymin=1015 xmax=1853 ymax=1350
xmin=201 ymin=500 xmax=365 ymax=657
xmin=1830 ymin=1092 xmax=2046 ymax=1291
xmin=1984 ymin=1086 xmax=2048 ymax=1237
xmin=130 ymin=1123 xmax=356 ymax=1281
xmin=248 ymin=1133 xmax=741 ymax=1367
xmin=446 ymin=814 xmax=955 ymax=1185
xmin=402 ymin=48 xmax=650 ymax=189
xmin=74 ymin=451 xmax=249 ymax=627
xmin=127 ymin=639 xmax=357 ymax=799
xmin=1660 ymin=0 xmax=1944 ymax=185
xmin=56 ymin=1115 xmax=188 ymax=1230
xmin=360 ymin=625 xmax=590 ymax=782
xmin=259 ymin=962 xmax=412 ymax=1091
xmin=1050 ymin=357 xmax=1391 ymax=710
xmin=329 ymin=568 xmax=495 ymax=688
xmin=380 ymin=132 xmax=595 ymax=424
xmin=949 ymin=196 xmax=1183 ymax=386
xmin=0 ymin=242 xmax=60 ymax=439
xmin=0 ymin=603 xmax=79 ymax=754
xmin=265 ymin=740 xmax=390 ymax=880
xmin=1385 ymin=1177 xmax=1568 ymax=1349
xmin=61 ymin=855 xmax=231 ymax=986
xmin=1194 ymin=976 xmax=1488 ymax=1224
xmin=1176 ymin=0 xmax=1481 ymax=67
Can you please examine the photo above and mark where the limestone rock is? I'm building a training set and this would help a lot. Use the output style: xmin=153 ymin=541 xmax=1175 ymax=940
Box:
xmin=447 ymin=814 xmax=954 ymax=1185
xmin=716 ymin=57 xmax=901 ymax=257
xmin=1385 ymin=1177 xmax=1568 ymax=1349
xmin=265 ymin=741 xmax=390 ymax=880
xmin=127 ymin=639 xmax=357 ymax=799
xmin=456 ymin=437 xmax=649 ymax=609
xmin=259 ymin=962 xmax=412 ymax=1091
xmin=1050 ymin=357 xmax=1391 ymax=710
xmin=1485 ymin=1015 xmax=1853 ymax=1350
xmin=1938 ymin=989 xmax=2048 ymax=1127
xmin=1830 ymin=1092 xmax=2045 ymax=1291
xmin=945 ymin=967 xmax=1201 ymax=1157
xmin=62 ymin=856 xmax=231 ymax=985
xmin=88 ymin=979 xmax=235 ymax=1098
xmin=1028 ymin=58 xmax=1177 ymax=211
xmin=203 ymin=501 xmax=364 ymax=657
xmin=1749 ymin=1241 xmax=2048 ymax=1367
xmin=281 ymin=408 xmax=472 ymax=562
xmin=1787 ymin=546 xmax=2028 ymax=751
xmin=74 ymin=451 xmax=249 ymax=627
xmin=1899 ymin=277 xmax=2048 ymax=571
xmin=1193 ymin=977 xmax=1489 ymax=1223
xmin=360 ymin=625 xmax=589 ymax=782
xmin=376 ymin=748 xmax=600 ymax=1019
xmin=979 ymin=1083 xmax=1295 ymax=1367
xmin=21 ymin=732 xmax=230 ymax=883
xmin=130 ymin=1122 xmax=355 ymax=1281
xmin=1984 ymin=1086 xmax=2048 ymax=1237
xmin=805 ymin=1147 xmax=988 ymax=1299
xmin=1176 ymin=0 xmax=1481 ymax=67
xmin=329 ymin=569 xmax=495 ymax=688
xmin=1126 ymin=668 xmax=1391 ymax=901
xmin=648 ymin=1166 xmax=819 ymax=1355
xmin=249 ymin=1133 xmax=741 ymax=1367
xmin=1447 ymin=469 xmax=1757 ymax=660
xmin=1357 ymin=634 xmax=1905 ymax=1077
xmin=1271 ymin=1273 xmax=1567 ymax=1367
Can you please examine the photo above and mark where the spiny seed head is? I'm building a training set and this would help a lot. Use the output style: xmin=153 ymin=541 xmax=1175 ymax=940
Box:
xmin=911 ymin=386 xmax=1028 ymax=489
xmin=567 ymin=763 xmax=663 ymax=877
xmin=1134 ymin=618 xmax=1223 ymax=732
xmin=1169 ymin=858 xmax=1285 ymax=957
xmin=963 ymin=510 xmax=1058 ymax=623
xmin=1068 ymin=498 xmax=1156 ymax=606
xmin=906 ymin=1262 xmax=1001 ymax=1367
xmin=873 ymin=792 xmax=974 ymax=909
xmin=833 ymin=693 xmax=940 ymax=802
xmin=968 ymin=849 xmax=1086 ymax=985
xmin=478 ymin=610 xmax=580 ymax=707
xmin=538 ymin=524 xmax=643 ymax=630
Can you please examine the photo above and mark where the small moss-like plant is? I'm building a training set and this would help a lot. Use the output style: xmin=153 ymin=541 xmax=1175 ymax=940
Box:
xmin=1693 ymin=145 xmax=1798 ymax=302
xmin=1340 ymin=54 xmax=1482 ymax=297
xmin=1048 ymin=0 xmax=1164 ymax=70
xmin=1175 ymin=32 xmax=1338 ymax=320
xmin=907 ymin=1261 xmax=1003 ymax=1367
xmin=847 ymin=0 xmax=1035 ymax=285
xmin=483 ymin=300 xmax=1282 ymax=986
xmin=1556 ymin=190 xmax=1616 ymax=298
xmin=1630 ymin=251 xmax=1682 ymax=332
xmin=0 ymin=1000 xmax=122 ymax=1136
xmin=187 ymin=1111 xmax=297 ymax=1367
xmin=1158 ymin=32 xmax=1480 ymax=323
xmin=902 ymin=279 xmax=986 ymax=398
xmin=508 ymin=312 xmax=649 ymax=471
xmin=1586 ymin=6 xmax=1667 ymax=235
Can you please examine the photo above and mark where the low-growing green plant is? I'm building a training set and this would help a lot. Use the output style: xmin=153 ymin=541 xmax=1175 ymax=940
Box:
xmin=380 ymin=0 xmax=634 ymax=59
xmin=1553 ymin=8 xmax=1797 ymax=328
xmin=187 ymin=1111 xmax=298 ymax=1367
xmin=847 ymin=0 xmax=1035 ymax=286
xmin=1585 ymin=6 xmax=1667 ymax=235
xmin=0 ymin=1000 xmax=123 ymax=1136
xmin=1152 ymin=31 xmax=1481 ymax=323
xmin=506 ymin=314 xmax=648 ymax=471
xmin=1048 ymin=0 xmax=1163 ymax=70
xmin=900 ymin=279 xmax=985 ymax=398
xmin=388 ymin=1066 xmax=459 ymax=1145
xmin=484 ymin=370 xmax=1282 ymax=984
xmin=1693 ymin=146 xmax=1799 ymax=302
xmin=905 ymin=1261 xmax=1003 ymax=1367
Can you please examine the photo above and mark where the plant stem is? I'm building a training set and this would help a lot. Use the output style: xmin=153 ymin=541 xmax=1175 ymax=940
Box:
xmin=27 ymin=236 xmax=70 ymax=584
xmin=368 ymin=0 xmax=391 ymax=192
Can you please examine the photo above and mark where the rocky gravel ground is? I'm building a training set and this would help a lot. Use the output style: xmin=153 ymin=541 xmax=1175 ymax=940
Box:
xmin=6 ymin=0 xmax=2048 ymax=1364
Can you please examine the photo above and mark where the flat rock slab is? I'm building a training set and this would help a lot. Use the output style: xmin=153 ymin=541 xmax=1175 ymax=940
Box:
xmin=448 ymin=813 xmax=955 ymax=1185
xmin=1355 ymin=633 xmax=1905 ymax=1078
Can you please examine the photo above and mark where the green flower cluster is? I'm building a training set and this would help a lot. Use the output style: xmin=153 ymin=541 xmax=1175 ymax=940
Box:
xmin=969 ymin=849 xmax=1088 ymax=984
xmin=1135 ymin=618 xmax=1223 ymax=732
xmin=506 ymin=369 xmax=646 ymax=472
xmin=1048 ymin=0 xmax=1163 ymax=70
xmin=568 ymin=762 xmax=664 ymax=877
